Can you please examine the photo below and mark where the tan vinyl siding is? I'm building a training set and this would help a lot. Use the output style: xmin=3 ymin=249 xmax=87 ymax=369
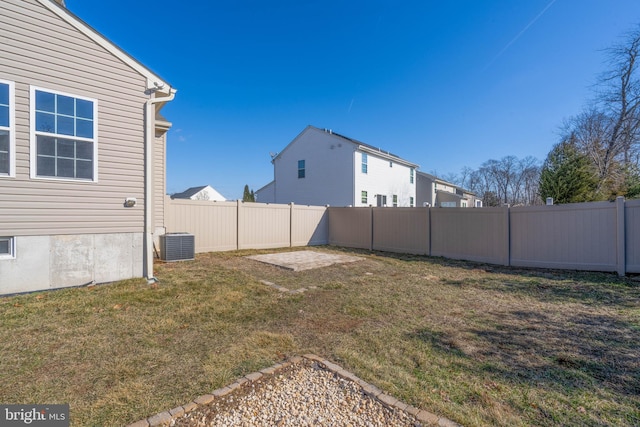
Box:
xmin=153 ymin=134 xmax=166 ymax=229
xmin=0 ymin=0 xmax=149 ymax=236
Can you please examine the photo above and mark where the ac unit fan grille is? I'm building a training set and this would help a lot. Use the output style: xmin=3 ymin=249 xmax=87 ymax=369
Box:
xmin=160 ymin=233 xmax=194 ymax=262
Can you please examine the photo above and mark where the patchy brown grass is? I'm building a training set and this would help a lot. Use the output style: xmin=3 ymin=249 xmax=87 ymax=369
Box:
xmin=0 ymin=246 xmax=638 ymax=426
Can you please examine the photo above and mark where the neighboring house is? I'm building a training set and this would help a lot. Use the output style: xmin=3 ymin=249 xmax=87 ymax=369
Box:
xmin=256 ymin=126 xmax=419 ymax=207
xmin=0 ymin=0 xmax=176 ymax=295
xmin=171 ymin=185 xmax=226 ymax=201
xmin=416 ymin=172 xmax=482 ymax=208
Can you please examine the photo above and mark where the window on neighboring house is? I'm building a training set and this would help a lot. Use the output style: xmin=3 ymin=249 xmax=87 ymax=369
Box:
xmin=31 ymin=87 xmax=97 ymax=181
xmin=361 ymin=153 xmax=368 ymax=173
xmin=298 ymin=159 xmax=305 ymax=178
xmin=392 ymin=195 xmax=398 ymax=207
xmin=0 ymin=80 xmax=15 ymax=177
xmin=389 ymin=161 xmax=393 ymax=168
xmin=361 ymin=190 xmax=368 ymax=204
xmin=0 ymin=236 xmax=15 ymax=259
xmin=410 ymin=197 xmax=414 ymax=207
xmin=410 ymin=168 xmax=414 ymax=184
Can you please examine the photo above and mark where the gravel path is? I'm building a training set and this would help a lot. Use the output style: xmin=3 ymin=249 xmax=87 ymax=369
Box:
xmin=172 ymin=360 xmax=423 ymax=427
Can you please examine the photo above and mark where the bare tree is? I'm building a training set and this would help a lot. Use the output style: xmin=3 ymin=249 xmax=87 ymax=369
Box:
xmin=194 ymin=191 xmax=210 ymax=201
xmin=598 ymin=27 xmax=640 ymax=165
xmin=564 ymin=25 xmax=640 ymax=198
xmin=455 ymin=156 xmax=541 ymax=206
xmin=517 ymin=156 xmax=542 ymax=205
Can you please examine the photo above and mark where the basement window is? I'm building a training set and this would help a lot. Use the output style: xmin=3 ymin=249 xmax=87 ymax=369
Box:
xmin=0 ymin=236 xmax=15 ymax=259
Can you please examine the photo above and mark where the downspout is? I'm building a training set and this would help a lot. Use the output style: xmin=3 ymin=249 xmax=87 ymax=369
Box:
xmin=144 ymin=87 xmax=176 ymax=282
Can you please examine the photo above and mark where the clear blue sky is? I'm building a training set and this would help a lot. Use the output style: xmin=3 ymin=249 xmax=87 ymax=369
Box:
xmin=66 ymin=0 xmax=640 ymax=200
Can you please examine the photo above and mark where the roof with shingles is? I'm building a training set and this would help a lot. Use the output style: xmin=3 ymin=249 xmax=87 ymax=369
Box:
xmin=171 ymin=186 xmax=208 ymax=199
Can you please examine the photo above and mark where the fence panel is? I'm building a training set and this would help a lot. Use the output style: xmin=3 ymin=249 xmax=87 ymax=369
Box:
xmin=625 ymin=199 xmax=640 ymax=273
xmin=166 ymin=196 xmax=640 ymax=274
xmin=372 ymin=207 xmax=429 ymax=255
xmin=431 ymin=207 xmax=508 ymax=265
xmin=165 ymin=197 xmax=237 ymax=253
xmin=238 ymin=202 xmax=291 ymax=249
xmin=291 ymin=205 xmax=328 ymax=247
xmin=328 ymin=207 xmax=372 ymax=249
xmin=510 ymin=201 xmax=618 ymax=272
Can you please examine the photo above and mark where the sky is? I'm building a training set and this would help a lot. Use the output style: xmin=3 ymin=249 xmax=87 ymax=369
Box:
xmin=66 ymin=0 xmax=640 ymax=200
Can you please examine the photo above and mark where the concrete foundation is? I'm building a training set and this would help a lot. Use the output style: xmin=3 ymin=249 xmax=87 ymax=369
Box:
xmin=0 ymin=233 xmax=144 ymax=295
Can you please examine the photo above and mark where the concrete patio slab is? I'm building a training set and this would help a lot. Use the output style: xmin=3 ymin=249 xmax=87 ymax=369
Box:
xmin=246 ymin=250 xmax=362 ymax=271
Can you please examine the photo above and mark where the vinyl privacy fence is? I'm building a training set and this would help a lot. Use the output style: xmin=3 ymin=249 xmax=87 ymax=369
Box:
xmin=328 ymin=197 xmax=640 ymax=275
xmin=165 ymin=197 xmax=640 ymax=275
xmin=164 ymin=198 xmax=328 ymax=252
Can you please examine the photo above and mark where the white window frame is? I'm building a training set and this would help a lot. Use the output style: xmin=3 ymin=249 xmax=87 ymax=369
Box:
xmin=0 ymin=79 xmax=16 ymax=178
xmin=29 ymin=86 xmax=98 ymax=182
xmin=0 ymin=236 xmax=16 ymax=260
xmin=297 ymin=159 xmax=305 ymax=179
xmin=361 ymin=190 xmax=368 ymax=204
xmin=410 ymin=168 xmax=414 ymax=184
xmin=361 ymin=153 xmax=368 ymax=174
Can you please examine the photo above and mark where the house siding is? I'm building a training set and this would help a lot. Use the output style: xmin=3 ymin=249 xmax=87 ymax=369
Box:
xmin=256 ymin=181 xmax=275 ymax=203
xmin=0 ymin=0 xmax=148 ymax=237
xmin=354 ymin=150 xmax=415 ymax=207
xmin=415 ymin=173 xmax=433 ymax=207
xmin=273 ymin=128 xmax=354 ymax=206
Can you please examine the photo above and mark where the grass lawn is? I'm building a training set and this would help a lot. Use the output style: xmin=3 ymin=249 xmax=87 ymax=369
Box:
xmin=1 ymin=246 xmax=639 ymax=426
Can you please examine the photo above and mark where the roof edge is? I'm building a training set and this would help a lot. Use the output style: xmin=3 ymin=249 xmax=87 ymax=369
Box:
xmin=358 ymin=145 xmax=419 ymax=168
xmin=37 ymin=0 xmax=173 ymax=94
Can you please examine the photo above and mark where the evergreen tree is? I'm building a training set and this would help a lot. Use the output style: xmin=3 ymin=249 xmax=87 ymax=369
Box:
xmin=242 ymin=184 xmax=255 ymax=202
xmin=539 ymin=138 xmax=597 ymax=204
xmin=620 ymin=164 xmax=640 ymax=199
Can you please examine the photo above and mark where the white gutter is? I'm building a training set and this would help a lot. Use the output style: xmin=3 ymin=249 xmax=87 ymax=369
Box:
xmin=144 ymin=88 xmax=176 ymax=282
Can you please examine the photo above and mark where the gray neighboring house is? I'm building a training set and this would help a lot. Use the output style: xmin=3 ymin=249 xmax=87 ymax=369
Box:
xmin=416 ymin=172 xmax=482 ymax=208
xmin=0 ymin=0 xmax=176 ymax=295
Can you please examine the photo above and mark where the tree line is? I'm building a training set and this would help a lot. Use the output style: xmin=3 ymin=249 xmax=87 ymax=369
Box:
xmin=452 ymin=25 xmax=640 ymax=206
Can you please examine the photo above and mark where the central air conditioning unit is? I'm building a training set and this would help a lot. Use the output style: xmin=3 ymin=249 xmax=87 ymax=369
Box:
xmin=159 ymin=233 xmax=195 ymax=262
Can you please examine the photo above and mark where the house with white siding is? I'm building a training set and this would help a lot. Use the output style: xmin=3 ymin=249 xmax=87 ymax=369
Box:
xmin=0 ymin=0 xmax=175 ymax=295
xmin=171 ymin=185 xmax=227 ymax=201
xmin=256 ymin=126 xmax=419 ymax=207
xmin=416 ymin=172 xmax=482 ymax=208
